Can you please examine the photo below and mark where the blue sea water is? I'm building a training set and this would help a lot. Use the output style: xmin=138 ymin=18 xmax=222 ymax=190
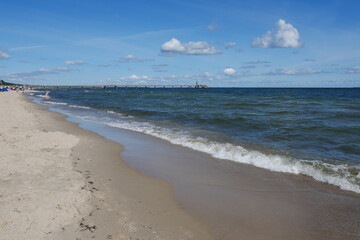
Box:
xmin=32 ymin=88 xmax=360 ymax=193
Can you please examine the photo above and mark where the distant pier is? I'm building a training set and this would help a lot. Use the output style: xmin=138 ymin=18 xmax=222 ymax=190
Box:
xmin=33 ymin=84 xmax=210 ymax=89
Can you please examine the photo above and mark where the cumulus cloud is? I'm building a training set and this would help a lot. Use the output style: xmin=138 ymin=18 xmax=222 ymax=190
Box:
xmin=0 ymin=50 xmax=11 ymax=59
xmin=252 ymin=19 xmax=302 ymax=48
xmin=65 ymin=60 xmax=85 ymax=65
xmin=265 ymin=68 xmax=324 ymax=75
xmin=223 ymin=67 xmax=237 ymax=76
xmin=161 ymin=38 xmax=220 ymax=55
xmin=346 ymin=66 xmax=360 ymax=73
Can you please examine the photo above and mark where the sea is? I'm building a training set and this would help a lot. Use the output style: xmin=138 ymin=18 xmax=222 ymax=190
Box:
xmin=31 ymin=87 xmax=360 ymax=194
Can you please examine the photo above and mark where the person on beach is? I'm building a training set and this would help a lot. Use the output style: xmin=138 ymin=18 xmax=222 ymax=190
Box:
xmin=45 ymin=91 xmax=51 ymax=100
xmin=0 ymin=86 xmax=10 ymax=92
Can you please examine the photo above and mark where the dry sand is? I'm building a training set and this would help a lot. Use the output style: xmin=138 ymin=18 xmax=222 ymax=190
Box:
xmin=0 ymin=91 xmax=213 ymax=240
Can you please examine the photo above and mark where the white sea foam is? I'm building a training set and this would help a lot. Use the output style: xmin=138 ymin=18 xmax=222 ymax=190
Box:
xmin=37 ymin=94 xmax=49 ymax=99
xmin=69 ymin=105 xmax=91 ymax=109
xmin=45 ymin=101 xmax=68 ymax=106
xmin=105 ymin=120 xmax=360 ymax=194
xmin=107 ymin=110 xmax=118 ymax=114
xmin=107 ymin=110 xmax=134 ymax=118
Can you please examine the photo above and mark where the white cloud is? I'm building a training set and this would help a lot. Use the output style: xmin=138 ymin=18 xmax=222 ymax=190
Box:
xmin=346 ymin=66 xmax=360 ymax=73
xmin=223 ymin=67 xmax=237 ymax=76
xmin=113 ymin=72 xmax=225 ymax=85
xmin=37 ymin=68 xmax=51 ymax=73
xmin=265 ymin=68 xmax=324 ymax=75
xmin=207 ymin=24 xmax=218 ymax=31
xmin=161 ymin=38 xmax=220 ymax=55
xmin=128 ymin=74 xmax=140 ymax=80
xmin=120 ymin=74 xmax=151 ymax=81
xmin=0 ymin=66 xmax=72 ymax=82
xmin=100 ymin=70 xmax=253 ymax=86
xmin=119 ymin=54 xmax=154 ymax=62
xmin=252 ymin=19 xmax=302 ymax=48
xmin=0 ymin=50 xmax=11 ymax=59
xmin=123 ymin=54 xmax=136 ymax=60
xmin=65 ymin=60 xmax=85 ymax=65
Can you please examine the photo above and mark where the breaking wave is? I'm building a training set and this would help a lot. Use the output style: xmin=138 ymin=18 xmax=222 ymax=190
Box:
xmin=104 ymin=119 xmax=360 ymax=193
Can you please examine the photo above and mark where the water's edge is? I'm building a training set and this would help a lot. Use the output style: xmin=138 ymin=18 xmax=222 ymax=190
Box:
xmin=29 ymin=90 xmax=360 ymax=194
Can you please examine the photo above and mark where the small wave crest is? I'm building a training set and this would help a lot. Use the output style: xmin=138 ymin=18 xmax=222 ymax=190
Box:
xmin=107 ymin=110 xmax=119 ymax=114
xmin=69 ymin=105 xmax=91 ymax=109
xmin=105 ymin=120 xmax=360 ymax=193
xmin=44 ymin=101 xmax=68 ymax=106
xmin=107 ymin=110 xmax=134 ymax=118
xmin=37 ymin=94 xmax=50 ymax=99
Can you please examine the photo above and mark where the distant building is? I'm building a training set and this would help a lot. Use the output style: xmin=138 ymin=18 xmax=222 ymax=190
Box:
xmin=195 ymin=82 xmax=209 ymax=88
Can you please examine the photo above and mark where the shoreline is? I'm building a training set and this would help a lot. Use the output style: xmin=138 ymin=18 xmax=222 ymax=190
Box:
xmin=34 ymin=88 xmax=360 ymax=195
xmin=0 ymin=91 xmax=213 ymax=240
xmin=2 ymin=91 xmax=360 ymax=240
xmin=39 ymin=92 xmax=360 ymax=240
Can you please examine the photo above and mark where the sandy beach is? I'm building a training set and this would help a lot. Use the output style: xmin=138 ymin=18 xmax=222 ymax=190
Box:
xmin=0 ymin=91 xmax=213 ymax=240
xmin=2 ymin=0 xmax=360 ymax=239
xmin=1 ymin=91 xmax=360 ymax=240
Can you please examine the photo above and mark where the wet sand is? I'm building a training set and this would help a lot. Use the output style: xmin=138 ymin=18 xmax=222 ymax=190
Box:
xmin=69 ymin=111 xmax=360 ymax=240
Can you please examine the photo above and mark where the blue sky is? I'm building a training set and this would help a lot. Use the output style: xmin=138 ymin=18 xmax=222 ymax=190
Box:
xmin=1 ymin=0 xmax=360 ymax=87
